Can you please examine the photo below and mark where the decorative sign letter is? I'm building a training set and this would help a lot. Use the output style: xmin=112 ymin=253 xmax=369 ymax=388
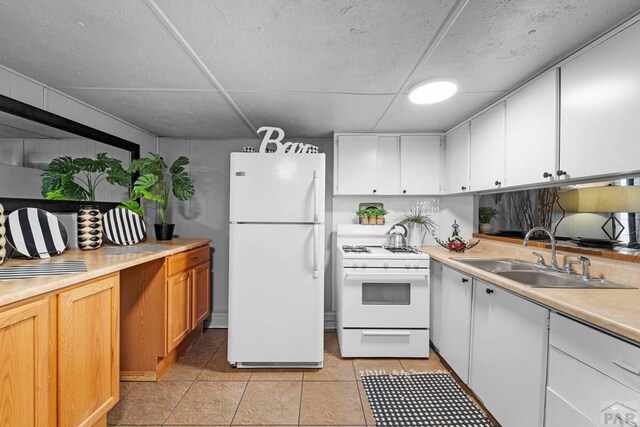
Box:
xmin=257 ymin=126 xmax=319 ymax=154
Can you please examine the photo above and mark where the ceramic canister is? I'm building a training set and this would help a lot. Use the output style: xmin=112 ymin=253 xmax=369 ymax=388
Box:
xmin=77 ymin=205 xmax=102 ymax=250
xmin=0 ymin=203 xmax=5 ymax=264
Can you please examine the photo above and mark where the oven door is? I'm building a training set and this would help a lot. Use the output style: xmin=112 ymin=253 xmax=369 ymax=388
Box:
xmin=341 ymin=268 xmax=429 ymax=328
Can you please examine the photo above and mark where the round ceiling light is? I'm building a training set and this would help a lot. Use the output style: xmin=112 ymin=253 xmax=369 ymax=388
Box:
xmin=408 ymin=79 xmax=458 ymax=105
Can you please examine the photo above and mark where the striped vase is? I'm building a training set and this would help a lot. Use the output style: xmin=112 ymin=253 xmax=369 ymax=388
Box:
xmin=0 ymin=203 xmax=5 ymax=264
xmin=77 ymin=205 xmax=102 ymax=250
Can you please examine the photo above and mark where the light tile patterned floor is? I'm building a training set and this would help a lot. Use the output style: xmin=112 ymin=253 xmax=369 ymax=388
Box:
xmin=108 ymin=329 xmax=497 ymax=426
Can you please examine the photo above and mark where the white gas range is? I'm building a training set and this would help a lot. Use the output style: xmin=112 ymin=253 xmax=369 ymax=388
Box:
xmin=335 ymin=225 xmax=430 ymax=358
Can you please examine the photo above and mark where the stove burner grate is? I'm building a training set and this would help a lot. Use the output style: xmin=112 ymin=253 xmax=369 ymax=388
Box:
xmin=342 ymin=245 xmax=371 ymax=254
xmin=385 ymin=246 xmax=420 ymax=254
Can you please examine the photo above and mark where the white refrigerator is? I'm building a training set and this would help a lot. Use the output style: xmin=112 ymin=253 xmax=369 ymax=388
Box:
xmin=228 ymin=153 xmax=325 ymax=368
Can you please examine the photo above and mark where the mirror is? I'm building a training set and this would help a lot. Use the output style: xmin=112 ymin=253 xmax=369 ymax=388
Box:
xmin=478 ymin=178 xmax=640 ymax=254
xmin=0 ymin=94 xmax=139 ymax=212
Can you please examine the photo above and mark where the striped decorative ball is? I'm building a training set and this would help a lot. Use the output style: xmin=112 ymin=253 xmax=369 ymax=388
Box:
xmin=5 ymin=208 xmax=68 ymax=258
xmin=0 ymin=203 xmax=6 ymax=265
xmin=77 ymin=205 xmax=102 ymax=250
xmin=103 ymin=208 xmax=146 ymax=246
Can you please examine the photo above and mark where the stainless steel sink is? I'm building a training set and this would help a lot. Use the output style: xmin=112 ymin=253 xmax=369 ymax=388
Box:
xmin=496 ymin=270 xmax=635 ymax=289
xmin=455 ymin=258 xmax=539 ymax=273
xmin=455 ymin=257 xmax=636 ymax=289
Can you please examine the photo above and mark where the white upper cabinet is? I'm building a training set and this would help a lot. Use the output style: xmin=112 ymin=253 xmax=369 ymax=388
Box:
xmin=560 ymin=21 xmax=640 ymax=180
xmin=469 ymin=102 xmax=506 ymax=191
xmin=376 ymin=136 xmax=401 ymax=195
xmin=335 ymin=135 xmax=382 ymax=195
xmin=444 ymin=123 xmax=470 ymax=194
xmin=399 ymin=135 xmax=441 ymax=195
xmin=505 ymin=70 xmax=558 ymax=187
xmin=334 ymin=133 xmax=440 ymax=195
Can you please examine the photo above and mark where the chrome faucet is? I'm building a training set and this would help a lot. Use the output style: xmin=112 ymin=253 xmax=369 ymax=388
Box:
xmin=523 ymin=227 xmax=559 ymax=270
xmin=565 ymin=255 xmax=591 ymax=280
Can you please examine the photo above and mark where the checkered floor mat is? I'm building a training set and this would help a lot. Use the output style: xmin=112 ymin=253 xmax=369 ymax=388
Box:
xmin=361 ymin=372 xmax=493 ymax=427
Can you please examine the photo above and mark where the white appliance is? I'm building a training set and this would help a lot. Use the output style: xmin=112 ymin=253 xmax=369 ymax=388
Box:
xmin=336 ymin=224 xmax=430 ymax=358
xmin=228 ymin=153 xmax=325 ymax=368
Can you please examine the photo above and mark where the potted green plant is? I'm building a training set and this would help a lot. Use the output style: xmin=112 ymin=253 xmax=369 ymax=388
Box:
xmin=373 ymin=208 xmax=388 ymax=225
xmin=41 ymin=153 xmax=130 ymax=201
xmin=356 ymin=208 xmax=370 ymax=225
xmin=120 ymin=153 xmax=195 ymax=240
xmin=399 ymin=201 xmax=437 ymax=246
xmin=478 ymin=207 xmax=499 ymax=234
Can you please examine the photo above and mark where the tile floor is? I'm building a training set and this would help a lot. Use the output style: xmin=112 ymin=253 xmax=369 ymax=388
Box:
xmin=108 ymin=329 xmax=496 ymax=426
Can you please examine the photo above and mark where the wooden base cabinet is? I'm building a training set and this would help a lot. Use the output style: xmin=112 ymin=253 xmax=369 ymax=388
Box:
xmin=167 ymin=260 xmax=211 ymax=352
xmin=167 ymin=271 xmax=191 ymax=352
xmin=58 ymin=273 xmax=120 ymax=427
xmin=0 ymin=298 xmax=55 ymax=426
xmin=470 ymin=280 xmax=549 ymax=427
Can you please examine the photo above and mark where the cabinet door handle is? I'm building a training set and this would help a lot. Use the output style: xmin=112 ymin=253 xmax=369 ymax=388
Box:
xmin=461 ymin=278 xmax=469 ymax=283
xmin=556 ymin=170 xmax=567 ymax=177
xmin=485 ymin=288 xmax=494 ymax=294
xmin=362 ymin=331 xmax=411 ymax=337
xmin=402 ymin=189 xmax=407 ymax=194
xmin=543 ymin=172 xmax=553 ymax=178
xmin=373 ymin=189 xmax=377 ymax=193
xmin=494 ymin=180 xmax=501 ymax=186
xmin=612 ymin=359 xmax=640 ymax=375
xmin=190 ymin=256 xmax=198 ymax=262
xmin=461 ymin=186 xmax=467 ymax=191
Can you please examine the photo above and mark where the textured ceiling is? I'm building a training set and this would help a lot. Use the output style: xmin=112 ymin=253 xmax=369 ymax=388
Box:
xmin=0 ymin=0 xmax=639 ymax=138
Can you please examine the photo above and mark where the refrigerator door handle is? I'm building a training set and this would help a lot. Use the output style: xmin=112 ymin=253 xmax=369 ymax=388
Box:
xmin=313 ymin=224 xmax=320 ymax=278
xmin=313 ymin=170 xmax=320 ymax=222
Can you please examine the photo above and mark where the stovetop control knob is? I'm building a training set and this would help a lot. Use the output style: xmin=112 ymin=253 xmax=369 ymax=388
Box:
xmin=383 ymin=261 xmax=389 ymax=268
xmin=405 ymin=261 xmax=411 ymax=268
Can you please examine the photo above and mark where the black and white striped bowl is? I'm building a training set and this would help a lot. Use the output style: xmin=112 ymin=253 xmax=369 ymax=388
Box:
xmin=103 ymin=208 xmax=146 ymax=246
xmin=5 ymin=208 xmax=68 ymax=258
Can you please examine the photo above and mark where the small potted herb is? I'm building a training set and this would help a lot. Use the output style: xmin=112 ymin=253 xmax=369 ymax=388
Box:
xmin=373 ymin=208 xmax=388 ymax=225
xmin=356 ymin=208 xmax=370 ymax=225
xmin=478 ymin=207 xmax=499 ymax=234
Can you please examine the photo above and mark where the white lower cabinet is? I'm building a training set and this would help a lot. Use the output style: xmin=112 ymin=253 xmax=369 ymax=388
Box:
xmin=546 ymin=313 xmax=640 ymax=427
xmin=470 ymin=280 xmax=549 ymax=427
xmin=438 ymin=266 xmax=473 ymax=383
xmin=429 ymin=261 xmax=443 ymax=350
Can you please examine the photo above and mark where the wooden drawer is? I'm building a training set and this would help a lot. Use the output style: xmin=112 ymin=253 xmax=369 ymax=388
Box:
xmin=167 ymin=246 xmax=209 ymax=276
xmin=550 ymin=312 xmax=640 ymax=393
xmin=547 ymin=346 xmax=640 ymax=425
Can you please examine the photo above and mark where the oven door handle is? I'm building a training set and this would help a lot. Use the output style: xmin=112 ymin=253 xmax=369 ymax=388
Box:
xmin=344 ymin=272 xmax=428 ymax=282
xmin=361 ymin=331 xmax=412 ymax=337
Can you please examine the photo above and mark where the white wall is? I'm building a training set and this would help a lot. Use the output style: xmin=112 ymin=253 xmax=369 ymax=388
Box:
xmin=439 ymin=194 xmax=476 ymax=241
xmin=157 ymin=137 xmax=334 ymax=328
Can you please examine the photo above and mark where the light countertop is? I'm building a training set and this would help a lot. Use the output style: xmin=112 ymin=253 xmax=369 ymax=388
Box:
xmin=421 ymin=240 xmax=640 ymax=345
xmin=0 ymin=238 xmax=210 ymax=308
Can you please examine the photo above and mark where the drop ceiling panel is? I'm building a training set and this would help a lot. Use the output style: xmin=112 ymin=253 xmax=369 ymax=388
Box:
xmin=156 ymin=0 xmax=454 ymax=93
xmin=0 ymin=0 xmax=212 ymax=89
xmin=408 ymin=0 xmax=640 ymax=95
xmin=375 ymin=91 xmax=504 ymax=133
xmin=231 ymin=91 xmax=394 ymax=137
xmin=62 ymin=89 xmax=255 ymax=139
